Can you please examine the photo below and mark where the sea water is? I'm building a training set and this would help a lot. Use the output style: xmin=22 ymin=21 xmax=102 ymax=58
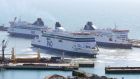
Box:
xmin=0 ymin=0 xmax=140 ymax=79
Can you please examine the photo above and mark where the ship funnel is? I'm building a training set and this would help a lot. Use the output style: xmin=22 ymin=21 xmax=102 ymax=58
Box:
xmin=84 ymin=21 xmax=96 ymax=30
xmin=87 ymin=21 xmax=93 ymax=26
xmin=55 ymin=22 xmax=61 ymax=28
xmin=55 ymin=22 xmax=65 ymax=32
xmin=33 ymin=18 xmax=44 ymax=26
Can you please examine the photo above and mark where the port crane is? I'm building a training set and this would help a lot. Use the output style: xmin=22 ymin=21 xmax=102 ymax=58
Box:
xmin=0 ymin=40 xmax=41 ymax=64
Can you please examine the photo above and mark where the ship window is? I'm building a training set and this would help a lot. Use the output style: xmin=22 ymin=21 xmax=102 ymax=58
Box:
xmin=31 ymin=31 xmax=35 ymax=34
xmin=46 ymin=38 xmax=50 ymax=40
xmin=59 ymin=39 xmax=63 ymax=42
xmin=43 ymin=34 xmax=95 ymax=42
xmin=109 ymin=38 xmax=112 ymax=41
xmin=36 ymin=36 xmax=39 ymax=39
xmin=77 ymin=44 xmax=81 ymax=48
xmin=86 ymin=46 xmax=90 ymax=48
xmin=41 ymin=31 xmax=43 ymax=33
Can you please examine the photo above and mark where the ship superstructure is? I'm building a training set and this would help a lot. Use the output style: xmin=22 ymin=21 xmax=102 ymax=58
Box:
xmin=82 ymin=22 xmax=132 ymax=48
xmin=31 ymin=22 xmax=98 ymax=57
xmin=8 ymin=18 xmax=48 ymax=38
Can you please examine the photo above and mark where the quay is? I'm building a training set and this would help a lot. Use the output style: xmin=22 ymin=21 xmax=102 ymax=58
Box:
xmin=0 ymin=47 xmax=79 ymax=71
xmin=129 ymin=39 xmax=140 ymax=48
xmin=78 ymin=63 xmax=94 ymax=67
xmin=0 ymin=46 xmax=95 ymax=71
xmin=105 ymin=66 xmax=140 ymax=73
xmin=71 ymin=58 xmax=95 ymax=68
xmin=0 ymin=63 xmax=78 ymax=71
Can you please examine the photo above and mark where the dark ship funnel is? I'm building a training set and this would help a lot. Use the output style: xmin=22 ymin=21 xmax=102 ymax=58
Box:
xmin=33 ymin=18 xmax=44 ymax=26
xmin=84 ymin=21 xmax=96 ymax=30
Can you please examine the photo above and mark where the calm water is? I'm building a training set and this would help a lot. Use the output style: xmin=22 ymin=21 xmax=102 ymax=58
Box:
xmin=0 ymin=0 xmax=140 ymax=79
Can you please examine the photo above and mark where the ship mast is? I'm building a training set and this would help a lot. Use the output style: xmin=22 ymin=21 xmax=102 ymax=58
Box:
xmin=114 ymin=23 xmax=117 ymax=30
xmin=1 ymin=40 xmax=8 ymax=64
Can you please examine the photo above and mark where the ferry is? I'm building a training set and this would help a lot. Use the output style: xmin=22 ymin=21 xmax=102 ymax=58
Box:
xmin=8 ymin=17 xmax=48 ymax=38
xmin=81 ymin=22 xmax=132 ymax=49
xmin=0 ymin=24 xmax=8 ymax=31
xmin=31 ymin=22 xmax=99 ymax=57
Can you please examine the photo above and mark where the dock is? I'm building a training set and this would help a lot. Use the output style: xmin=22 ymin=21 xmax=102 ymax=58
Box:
xmin=71 ymin=58 xmax=95 ymax=67
xmin=105 ymin=66 xmax=140 ymax=74
xmin=0 ymin=47 xmax=97 ymax=71
xmin=129 ymin=39 xmax=140 ymax=48
xmin=78 ymin=63 xmax=94 ymax=67
xmin=0 ymin=47 xmax=79 ymax=71
xmin=0 ymin=63 xmax=78 ymax=71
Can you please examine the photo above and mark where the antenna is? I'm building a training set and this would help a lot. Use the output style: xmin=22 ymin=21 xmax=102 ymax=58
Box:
xmin=14 ymin=17 xmax=17 ymax=22
xmin=114 ymin=23 xmax=117 ymax=30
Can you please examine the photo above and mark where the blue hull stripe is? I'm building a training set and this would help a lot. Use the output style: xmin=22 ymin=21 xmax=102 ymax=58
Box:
xmin=42 ymin=34 xmax=95 ymax=42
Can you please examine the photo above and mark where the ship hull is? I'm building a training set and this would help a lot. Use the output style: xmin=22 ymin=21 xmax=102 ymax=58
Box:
xmin=31 ymin=44 xmax=97 ymax=58
xmin=7 ymin=26 xmax=43 ymax=38
xmin=8 ymin=32 xmax=37 ymax=38
xmin=97 ymin=42 xmax=132 ymax=49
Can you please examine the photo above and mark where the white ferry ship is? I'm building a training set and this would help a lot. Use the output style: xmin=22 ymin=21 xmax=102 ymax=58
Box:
xmin=81 ymin=22 xmax=132 ymax=49
xmin=8 ymin=18 xmax=48 ymax=38
xmin=31 ymin=22 xmax=99 ymax=57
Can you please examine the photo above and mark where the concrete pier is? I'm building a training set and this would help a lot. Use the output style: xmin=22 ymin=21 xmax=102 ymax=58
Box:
xmin=78 ymin=63 xmax=94 ymax=67
xmin=0 ymin=63 xmax=78 ymax=71
xmin=71 ymin=58 xmax=95 ymax=68
xmin=129 ymin=39 xmax=140 ymax=48
xmin=105 ymin=66 xmax=140 ymax=73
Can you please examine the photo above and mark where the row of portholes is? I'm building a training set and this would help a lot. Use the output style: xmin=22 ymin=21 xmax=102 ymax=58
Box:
xmin=73 ymin=44 xmax=90 ymax=48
